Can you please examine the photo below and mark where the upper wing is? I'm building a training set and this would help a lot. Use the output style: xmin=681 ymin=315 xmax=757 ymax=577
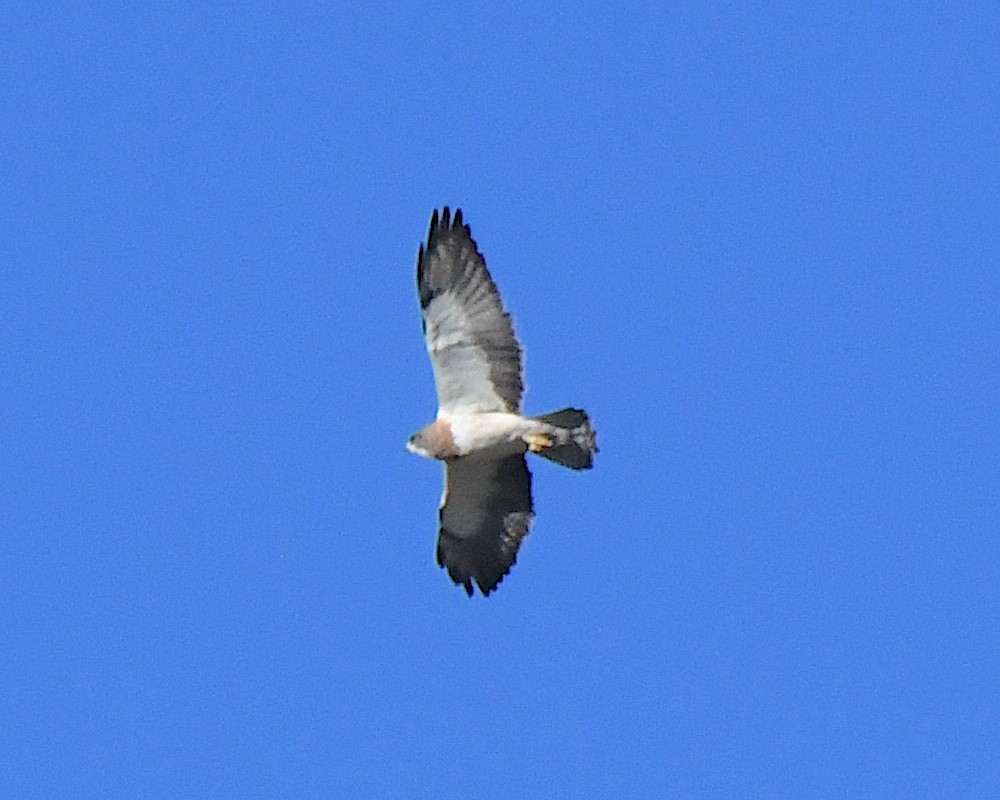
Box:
xmin=417 ymin=208 xmax=523 ymax=415
xmin=436 ymin=452 xmax=534 ymax=596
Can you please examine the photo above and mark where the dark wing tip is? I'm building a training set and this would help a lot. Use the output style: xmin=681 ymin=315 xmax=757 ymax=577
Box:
xmin=428 ymin=206 xmax=466 ymax=238
xmin=427 ymin=206 xmax=459 ymax=237
xmin=431 ymin=206 xmax=445 ymax=238
xmin=477 ymin=571 xmax=509 ymax=597
xmin=435 ymin=529 xmax=516 ymax=598
xmin=416 ymin=206 xmax=474 ymax=309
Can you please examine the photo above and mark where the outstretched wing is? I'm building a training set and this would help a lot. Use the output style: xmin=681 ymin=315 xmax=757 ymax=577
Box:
xmin=417 ymin=208 xmax=523 ymax=415
xmin=437 ymin=452 xmax=534 ymax=596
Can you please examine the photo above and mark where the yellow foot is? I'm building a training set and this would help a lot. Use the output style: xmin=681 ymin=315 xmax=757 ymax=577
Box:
xmin=525 ymin=432 xmax=553 ymax=453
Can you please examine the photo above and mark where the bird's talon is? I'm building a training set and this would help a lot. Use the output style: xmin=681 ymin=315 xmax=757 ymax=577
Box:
xmin=526 ymin=433 xmax=553 ymax=452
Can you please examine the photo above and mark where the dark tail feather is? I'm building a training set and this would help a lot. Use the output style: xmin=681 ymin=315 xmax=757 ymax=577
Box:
xmin=532 ymin=408 xmax=598 ymax=470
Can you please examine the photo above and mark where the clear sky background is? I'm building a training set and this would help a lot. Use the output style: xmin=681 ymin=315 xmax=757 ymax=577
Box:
xmin=3 ymin=3 xmax=998 ymax=798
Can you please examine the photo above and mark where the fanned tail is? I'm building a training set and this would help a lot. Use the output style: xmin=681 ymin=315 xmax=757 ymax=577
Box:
xmin=531 ymin=408 xmax=598 ymax=470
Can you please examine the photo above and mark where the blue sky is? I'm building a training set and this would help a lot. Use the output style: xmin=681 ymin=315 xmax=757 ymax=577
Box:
xmin=3 ymin=3 xmax=998 ymax=798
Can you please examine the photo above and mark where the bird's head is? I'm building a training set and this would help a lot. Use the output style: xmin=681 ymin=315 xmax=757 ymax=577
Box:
xmin=406 ymin=430 xmax=432 ymax=459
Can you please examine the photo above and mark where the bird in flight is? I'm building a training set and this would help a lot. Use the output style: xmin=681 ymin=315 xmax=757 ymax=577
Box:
xmin=407 ymin=207 xmax=597 ymax=596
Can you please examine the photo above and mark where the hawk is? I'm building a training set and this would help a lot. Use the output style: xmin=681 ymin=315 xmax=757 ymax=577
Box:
xmin=406 ymin=207 xmax=598 ymax=596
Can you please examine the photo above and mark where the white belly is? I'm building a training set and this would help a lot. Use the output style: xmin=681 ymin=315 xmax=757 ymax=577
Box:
xmin=441 ymin=411 xmax=543 ymax=456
